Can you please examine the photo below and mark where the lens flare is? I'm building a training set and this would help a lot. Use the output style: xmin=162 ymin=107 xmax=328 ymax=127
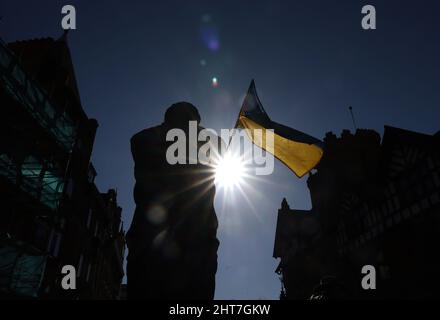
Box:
xmin=212 ymin=77 xmax=218 ymax=88
xmin=215 ymin=153 xmax=245 ymax=188
xmin=200 ymin=26 xmax=220 ymax=52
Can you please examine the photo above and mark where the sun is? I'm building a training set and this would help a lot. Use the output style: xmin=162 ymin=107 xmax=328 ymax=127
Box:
xmin=214 ymin=152 xmax=245 ymax=189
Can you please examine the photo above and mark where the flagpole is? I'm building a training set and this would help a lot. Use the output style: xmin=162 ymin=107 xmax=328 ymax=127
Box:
xmin=225 ymin=128 xmax=237 ymax=152
xmin=349 ymin=106 xmax=357 ymax=131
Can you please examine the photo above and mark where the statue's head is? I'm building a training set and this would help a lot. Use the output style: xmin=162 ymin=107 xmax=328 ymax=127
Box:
xmin=164 ymin=102 xmax=201 ymax=128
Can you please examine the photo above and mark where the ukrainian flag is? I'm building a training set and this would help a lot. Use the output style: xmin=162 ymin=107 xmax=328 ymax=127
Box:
xmin=234 ymin=80 xmax=324 ymax=178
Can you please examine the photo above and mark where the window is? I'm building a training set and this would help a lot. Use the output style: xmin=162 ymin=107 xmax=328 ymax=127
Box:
xmin=386 ymin=217 xmax=393 ymax=228
xmin=371 ymin=211 xmax=376 ymax=223
xmin=60 ymin=218 xmax=66 ymax=229
xmin=421 ymin=198 xmax=430 ymax=210
xmin=411 ymin=204 xmax=420 ymax=215
xmin=366 ymin=213 xmax=372 ymax=227
xmin=34 ymin=222 xmax=50 ymax=251
xmin=66 ymin=178 xmax=74 ymax=198
xmin=401 ymin=179 xmax=409 ymax=189
xmin=380 ymin=265 xmax=391 ymax=280
xmin=53 ymin=233 xmax=62 ymax=257
xmin=393 ymin=196 xmax=400 ymax=210
xmin=393 ymin=212 xmax=401 ymax=224
xmin=378 ymin=223 xmax=384 ymax=234
xmin=402 ymin=209 xmax=410 ymax=219
xmin=86 ymin=264 xmax=92 ymax=283
xmin=405 ymin=189 xmax=413 ymax=203
xmin=376 ymin=210 xmax=383 ymax=223
xmin=94 ymin=221 xmax=99 ymax=237
xmin=47 ymin=230 xmax=62 ymax=257
xmin=76 ymin=139 xmax=83 ymax=150
xmin=415 ymin=184 xmax=424 ymax=197
xmin=382 ymin=204 xmax=388 ymax=216
xmin=425 ymin=178 xmax=434 ymax=192
xmin=428 ymin=157 xmax=435 ymax=170
xmin=86 ymin=209 xmax=92 ymax=229
xmin=77 ymin=254 xmax=84 ymax=278
xmin=389 ymin=182 xmax=396 ymax=195
xmin=434 ymin=172 xmax=440 ymax=187
xmin=430 ymin=192 xmax=439 ymax=205
xmin=387 ymin=200 xmax=394 ymax=213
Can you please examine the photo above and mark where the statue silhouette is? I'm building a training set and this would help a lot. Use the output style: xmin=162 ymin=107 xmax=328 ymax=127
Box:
xmin=126 ymin=102 xmax=220 ymax=300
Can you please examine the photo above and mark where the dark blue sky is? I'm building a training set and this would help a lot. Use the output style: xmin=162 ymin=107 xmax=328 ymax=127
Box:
xmin=1 ymin=0 xmax=439 ymax=299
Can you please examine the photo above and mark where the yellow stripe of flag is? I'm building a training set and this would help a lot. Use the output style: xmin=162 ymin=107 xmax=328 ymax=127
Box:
xmin=239 ymin=116 xmax=323 ymax=178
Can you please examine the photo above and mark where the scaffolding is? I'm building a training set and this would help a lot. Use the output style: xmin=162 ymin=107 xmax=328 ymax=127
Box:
xmin=0 ymin=154 xmax=64 ymax=210
xmin=0 ymin=37 xmax=77 ymax=211
xmin=0 ymin=237 xmax=47 ymax=298
xmin=0 ymin=38 xmax=77 ymax=152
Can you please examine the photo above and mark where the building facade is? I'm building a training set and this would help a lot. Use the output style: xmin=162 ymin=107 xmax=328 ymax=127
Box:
xmin=0 ymin=34 xmax=125 ymax=299
xmin=274 ymin=127 xmax=440 ymax=299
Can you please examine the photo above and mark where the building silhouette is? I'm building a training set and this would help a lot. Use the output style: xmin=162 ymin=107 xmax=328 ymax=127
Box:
xmin=274 ymin=126 xmax=440 ymax=299
xmin=0 ymin=34 xmax=125 ymax=299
